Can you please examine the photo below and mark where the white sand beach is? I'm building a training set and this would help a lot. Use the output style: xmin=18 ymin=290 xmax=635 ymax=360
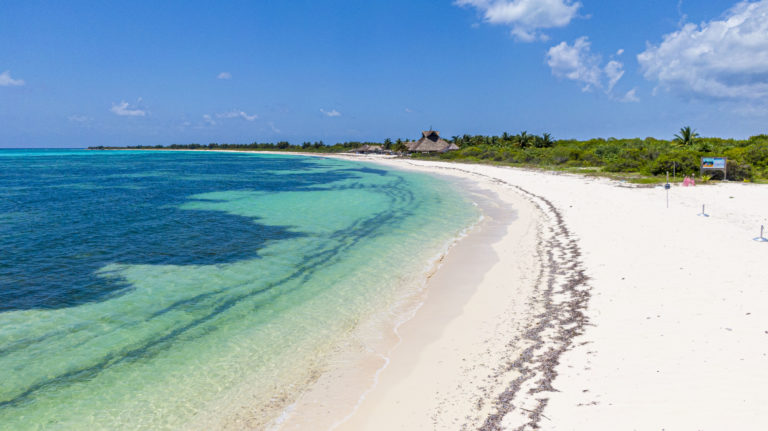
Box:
xmin=269 ymin=154 xmax=768 ymax=431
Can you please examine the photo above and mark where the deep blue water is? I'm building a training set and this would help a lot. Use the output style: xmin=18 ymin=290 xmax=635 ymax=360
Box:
xmin=0 ymin=148 xmax=480 ymax=429
xmin=0 ymin=150 xmax=382 ymax=311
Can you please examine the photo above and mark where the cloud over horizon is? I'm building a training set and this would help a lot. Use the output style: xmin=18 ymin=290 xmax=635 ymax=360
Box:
xmin=547 ymin=37 xmax=637 ymax=102
xmin=110 ymin=100 xmax=146 ymax=117
xmin=202 ymin=114 xmax=217 ymax=126
xmin=0 ymin=70 xmax=25 ymax=86
xmin=455 ymin=0 xmax=581 ymax=41
xmin=216 ymin=110 xmax=258 ymax=121
xmin=217 ymin=72 xmax=231 ymax=80
xmin=638 ymin=0 xmax=768 ymax=102
xmin=320 ymin=108 xmax=341 ymax=117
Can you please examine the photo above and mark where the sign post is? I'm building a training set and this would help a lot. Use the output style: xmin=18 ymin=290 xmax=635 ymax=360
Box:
xmin=665 ymin=171 xmax=670 ymax=208
xmin=701 ymin=157 xmax=727 ymax=181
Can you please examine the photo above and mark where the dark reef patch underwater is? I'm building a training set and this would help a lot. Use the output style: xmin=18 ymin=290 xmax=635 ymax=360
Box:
xmin=0 ymin=150 xmax=373 ymax=311
xmin=0 ymin=149 xmax=477 ymax=429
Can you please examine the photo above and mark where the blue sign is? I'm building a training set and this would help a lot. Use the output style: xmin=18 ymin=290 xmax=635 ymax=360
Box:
xmin=702 ymin=157 xmax=726 ymax=169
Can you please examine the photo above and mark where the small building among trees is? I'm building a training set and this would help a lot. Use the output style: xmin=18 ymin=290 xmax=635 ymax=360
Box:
xmin=405 ymin=130 xmax=459 ymax=153
xmin=356 ymin=144 xmax=383 ymax=154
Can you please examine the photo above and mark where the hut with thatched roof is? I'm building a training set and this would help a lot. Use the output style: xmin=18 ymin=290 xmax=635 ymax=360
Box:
xmin=356 ymin=144 xmax=383 ymax=154
xmin=405 ymin=131 xmax=459 ymax=153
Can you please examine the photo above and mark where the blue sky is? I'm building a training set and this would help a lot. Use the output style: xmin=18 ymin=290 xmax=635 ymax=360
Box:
xmin=2 ymin=0 xmax=768 ymax=147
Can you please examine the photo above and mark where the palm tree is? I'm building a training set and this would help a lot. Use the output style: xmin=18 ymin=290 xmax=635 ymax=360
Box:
xmin=517 ymin=131 xmax=532 ymax=148
xmin=394 ymin=139 xmax=408 ymax=153
xmin=674 ymin=126 xmax=699 ymax=146
xmin=534 ymin=132 xmax=554 ymax=148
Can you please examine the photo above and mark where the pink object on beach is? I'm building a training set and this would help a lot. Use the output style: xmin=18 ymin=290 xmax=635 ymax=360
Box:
xmin=683 ymin=176 xmax=691 ymax=187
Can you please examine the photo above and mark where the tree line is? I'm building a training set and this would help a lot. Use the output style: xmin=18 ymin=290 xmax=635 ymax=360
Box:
xmin=88 ymin=127 xmax=768 ymax=181
xmin=425 ymin=128 xmax=767 ymax=181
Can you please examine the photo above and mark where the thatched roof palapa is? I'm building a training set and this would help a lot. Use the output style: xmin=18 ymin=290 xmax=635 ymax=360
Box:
xmin=357 ymin=144 xmax=383 ymax=153
xmin=405 ymin=131 xmax=459 ymax=153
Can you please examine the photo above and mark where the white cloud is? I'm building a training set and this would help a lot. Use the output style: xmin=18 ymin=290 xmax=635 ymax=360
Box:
xmin=546 ymin=37 xmax=633 ymax=101
xmin=269 ymin=121 xmax=281 ymax=133
xmin=240 ymin=112 xmax=258 ymax=121
xmin=320 ymin=108 xmax=341 ymax=117
xmin=110 ymin=100 xmax=146 ymax=117
xmin=202 ymin=114 xmax=217 ymax=126
xmin=217 ymin=72 xmax=232 ymax=80
xmin=621 ymin=88 xmax=640 ymax=103
xmin=455 ymin=0 xmax=581 ymax=42
xmin=638 ymin=0 xmax=768 ymax=101
xmin=604 ymin=60 xmax=624 ymax=92
xmin=0 ymin=70 xmax=25 ymax=86
xmin=676 ymin=0 xmax=688 ymax=26
xmin=216 ymin=110 xmax=258 ymax=121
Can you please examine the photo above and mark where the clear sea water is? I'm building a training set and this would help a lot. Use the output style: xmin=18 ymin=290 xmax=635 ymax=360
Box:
xmin=0 ymin=149 xmax=478 ymax=429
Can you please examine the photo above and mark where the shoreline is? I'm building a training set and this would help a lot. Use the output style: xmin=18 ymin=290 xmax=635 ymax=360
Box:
xmin=268 ymin=178 xmax=512 ymax=430
xmin=89 ymin=149 xmax=768 ymax=428
xmin=259 ymin=153 xmax=767 ymax=430
xmin=343 ymin=157 xmax=768 ymax=429
xmin=258 ymin=153 xmax=591 ymax=430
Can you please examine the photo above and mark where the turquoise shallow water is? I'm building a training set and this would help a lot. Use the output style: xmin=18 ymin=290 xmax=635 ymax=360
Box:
xmin=0 ymin=150 xmax=478 ymax=429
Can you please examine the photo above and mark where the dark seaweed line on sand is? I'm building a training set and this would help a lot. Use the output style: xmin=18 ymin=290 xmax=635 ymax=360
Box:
xmin=406 ymin=163 xmax=590 ymax=431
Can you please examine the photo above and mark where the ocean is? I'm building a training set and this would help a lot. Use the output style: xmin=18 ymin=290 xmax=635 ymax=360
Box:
xmin=0 ymin=149 xmax=478 ymax=429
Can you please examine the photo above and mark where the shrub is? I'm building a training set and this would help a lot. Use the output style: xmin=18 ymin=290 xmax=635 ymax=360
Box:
xmin=744 ymin=144 xmax=768 ymax=168
xmin=550 ymin=146 xmax=580 ymax=164
xmin=594 ymin=145 xmax=620 ymax=161
xmin=460 ymin=147 xmax=483 ymax=158
xmin=726 ymin=160 xmax=753 ymax=181
xmin=647 ymin=152 xmax=700 ymax=176
xmin=604 ymin=158 xmax=642 ymax=172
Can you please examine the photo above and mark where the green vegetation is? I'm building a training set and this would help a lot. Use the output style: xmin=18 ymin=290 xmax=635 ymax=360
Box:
xmin=417 ymin=129 xmax=768 ymax=183
xmin=89 ymin=127 xmax=768 ymax=182
xmin=90 ymin=141 xmax=386 ymax=153
xmin=673 ymin=126 xmax=700 ymax=147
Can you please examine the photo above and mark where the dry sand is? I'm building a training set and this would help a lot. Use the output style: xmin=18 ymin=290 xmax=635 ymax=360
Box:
xmin=188 ymin=150 xmax=767 ymax=430
xmin=271 ymin=154 xmax=768 ymax=431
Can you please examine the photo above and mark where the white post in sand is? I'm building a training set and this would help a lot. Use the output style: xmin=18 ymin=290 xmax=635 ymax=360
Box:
xmin=756 ymin=225 xmax=768 ymax=242
xmin=698 ymin=204 xmax=708 ymax=217
xmin=665 ymin=172 xmax=670 ymax=209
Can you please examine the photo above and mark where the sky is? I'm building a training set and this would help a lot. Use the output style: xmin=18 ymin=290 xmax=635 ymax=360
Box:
xmin=2 ymin=0 xmax=768 ymax=147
